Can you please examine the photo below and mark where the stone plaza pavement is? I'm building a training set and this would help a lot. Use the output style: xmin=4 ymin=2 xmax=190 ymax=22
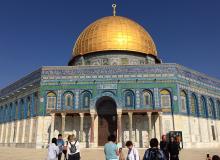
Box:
xmin=0 ymin=147 xmax=220 ymax=160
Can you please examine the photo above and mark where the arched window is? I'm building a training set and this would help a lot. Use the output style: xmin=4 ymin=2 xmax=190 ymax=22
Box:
xmin=82 ymin=91 xmax=91 ymax=108
xmin=190 ymin=94 xmax=197 ymax=115
xmin=15 ymin=101 xmax=18 ymax=120
xmin=5 ymin=105 xmax=8 ymax=122
xmin=34 ymin=92 xmax=38 ymax=115
xmin=47 ymin=92 xmax=57 ymax=109
xmin=20 ymin=99 xmax=24 ymax=119
xmin=208 ymin=98 xmax=215 ymax=118
xmin=160 ymin=89 xmax=171 ymax=108
xmin=0 ymin=107 xmax=2 ymax=123
xmin=217 ymin=100 xmax=220 ymax=119
xmin=2 ymin=107 xmax=6 ymax=122
xmin=125 ymin=90 xmax=135 ymax=108
xmin=9 ymin=103 xmax=13 ymax=121
xmin=143 ymin=90 xmax=153 ymax=107
xmin=180 ymin=90 xmax=187 ymax=113
xmin=64 ymin=92 xmax=73 ymax=107
xmin=27 ymin=97 xmax=31 ymax=118
xmin=200 ymin=96 xmax=206 ymax=117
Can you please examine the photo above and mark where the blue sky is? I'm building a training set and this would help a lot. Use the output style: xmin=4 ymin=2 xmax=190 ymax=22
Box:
xmin=0 ymin=0 xmax=220 ymax=88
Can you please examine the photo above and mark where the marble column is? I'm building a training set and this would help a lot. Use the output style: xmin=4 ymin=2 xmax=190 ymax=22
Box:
xmin=128 ymin=112 xmax=133 ymax=141
xmin=10 ymin=121 xmax=14 ymax=143
xmin=90 ymin=113 xmax=95 ymax=144
xmin=117 ymin=113 xmax=122 ymax=143
xmin=50 ymin=113 xmax=55 ymax=139
xmin=206 ymin=118 xmax=211 ymax=142
xmin=4 ymin=123 xmax=8 ymax=143
xmin=0 ymin=124 xmax=2 ymax=143
xmin=61 ymin=113 xmax=66 ymax=135
xmin=147 ymin=112 xmax=152 ymax=140
xmin=158 ymin=112 xmax=163 ymax=140
xmin=21 ymin=119 xmax=26 ymax=143
xmin=197 ymin=117 xmax=202 ymax=142
xmin=79 ymin=113 xmax=84 ymax=142
xmin=28 ymin=118 xmax=34 ymax=143
xmin=15 ymin=121 xmax=20 ymax=143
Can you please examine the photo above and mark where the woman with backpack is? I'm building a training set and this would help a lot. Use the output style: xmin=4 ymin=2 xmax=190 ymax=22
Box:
xmin=65 ymin=134 xmax=80 ymax=160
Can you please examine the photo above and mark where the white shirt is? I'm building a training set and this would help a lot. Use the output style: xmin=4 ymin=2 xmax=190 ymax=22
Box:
xmin=47 ymin=143 xmax=59 ymax=160
xmin=66 ymin=140 xmax=80 ymax=155
xmin=127 ymin=147 xmax=140 ymax=160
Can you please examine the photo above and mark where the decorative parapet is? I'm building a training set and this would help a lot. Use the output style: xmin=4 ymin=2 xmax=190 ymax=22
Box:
xmin=1 ymin=63 xmax=220 ymax=100
xmin=40 ymin=64 xmax=220 ymax=90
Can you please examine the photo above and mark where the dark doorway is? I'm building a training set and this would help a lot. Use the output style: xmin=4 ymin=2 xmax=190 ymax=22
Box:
xmin=96 ymin=96 xmax=117 ymax=146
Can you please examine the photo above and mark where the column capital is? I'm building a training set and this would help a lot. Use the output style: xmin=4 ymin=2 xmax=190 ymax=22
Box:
xmin=79 ymin=113 xmax=84 ymax=117
xmin=117 ymin=109 xmax=122 ymax=115
xmin=90 ymin=109 xmax=96 ymax=115
xmin=117 ymin=113 xmax=122 ymax=118
xmin=61 ymin=113 xmax=66 ymax=117
xmin=147 ymin=112 xmax=152 ymax=117
xmin=128 ymin=112 xmax=133 ymax=117
xmin=50 ymin=113 xmax=55 ymax=117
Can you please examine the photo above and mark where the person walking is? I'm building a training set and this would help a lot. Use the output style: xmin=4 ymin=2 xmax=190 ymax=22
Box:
xmin=66 ymin=134 xmax=80 ymax=160
xmin=47 ymin=138 xmax=59 ymax=160
xmin=104 ymin=135 xmax=119 ymax=160
xmin=125 ymin=141 xmax=139 ymax=160
xmin=143 ymin=138 xmax=166 ymax=160
xmin=160 ymin=135 xmax=169 ymax=160
xmin=168 ymin=136 xmax=179 ymax=160
xmin=57 ymin=134 xmax=64 ymax=160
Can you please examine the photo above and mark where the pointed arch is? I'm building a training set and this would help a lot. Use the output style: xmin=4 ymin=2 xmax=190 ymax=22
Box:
xmin=142 ymin=89 xmax=153 ymax=108
xmin=20 ymin=99 xmax=25 ymax=119
xmin=208 ymin=98 xmax=215 ymax=118
xmin=200 ymin=96 xmax=207 ymax=117
xmin=124 ymin=90 xmax=135 ymax=108
xmin=82 ymin=90 xmax=92 ymax=108
xmin=190 ymin=93 xmax=198 ymax=116
xmin=9 ymin=103 xmax=13 ymax=121
xmin=180 ymin=90 xmax=187 ymax=113
xmin=34 ymin=92 xmax=39 ymax=116
xmin=27 ymin=97 xmax=31 ymax=118
xmin=15 ymin=101 xmax=18 ymax=120
xmin=217 ymin=100 xmax=220 ymax=119
xmin=63 ymin=91 xmax=74 ymax=107
xmin=46 ymin=91 xmax=57 ymax=109
xmin=160 ymin=89 xmax=171 ymax=108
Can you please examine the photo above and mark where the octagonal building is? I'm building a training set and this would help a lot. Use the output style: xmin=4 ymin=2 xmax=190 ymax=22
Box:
xmin=0 ymin=7 xmax=220 ymax=149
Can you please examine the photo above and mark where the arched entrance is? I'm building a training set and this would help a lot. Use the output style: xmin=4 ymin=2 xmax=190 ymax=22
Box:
xmin=96 ymin=96 xmax=117 ymax=146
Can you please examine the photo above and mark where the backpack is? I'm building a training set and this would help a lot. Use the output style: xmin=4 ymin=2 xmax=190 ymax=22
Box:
xmin=69 ymin=140 xmax=77 ymax=154
xmin=144 ymin=148 xmax=164 ymax=160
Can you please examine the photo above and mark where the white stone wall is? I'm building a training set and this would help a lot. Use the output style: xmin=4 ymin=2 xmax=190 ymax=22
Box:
xmin=173 ymin=115 xmax=220 ymax=148
xmin=0 ymin=115 xmax=220 ymax=149
xmin=0 ymin=124 xmax=1 ymax=142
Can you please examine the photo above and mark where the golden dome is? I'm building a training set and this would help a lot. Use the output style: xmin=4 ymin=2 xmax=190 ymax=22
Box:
xmin=72 ymin=16 xmax=157 ymax=57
